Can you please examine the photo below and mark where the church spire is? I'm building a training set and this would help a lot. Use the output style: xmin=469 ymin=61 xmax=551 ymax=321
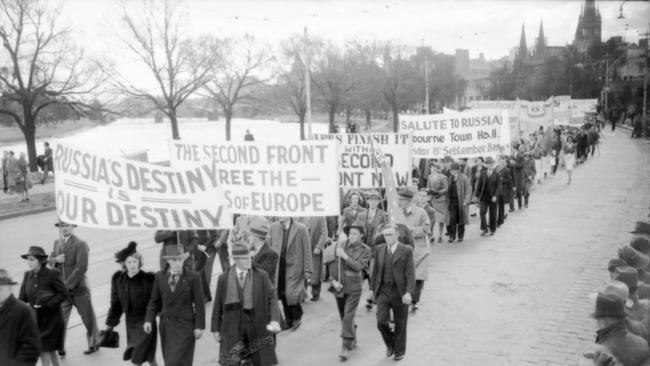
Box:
xmin=536 ymin=20 xmax=546 ymax=55
xmin=518 ymin=23 xmax=527 ymax=59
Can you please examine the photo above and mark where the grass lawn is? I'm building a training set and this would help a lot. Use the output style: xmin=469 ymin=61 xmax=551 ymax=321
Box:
xmin=0 ymin=120 xmax=100 ymax=145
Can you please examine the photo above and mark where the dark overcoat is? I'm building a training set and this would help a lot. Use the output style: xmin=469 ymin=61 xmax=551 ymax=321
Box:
xmin=498 ymin=166 xmax=514 ymax=202
xmin=145 ymin=269 xmax=205 ymax=366
xmin=300 ymin=216 xmax=328 ymax=283
xmin=252 ymin=242 xmax=279 ymax=286
xmin=370 ymin=243 xmax=415 ymax=299
xmin=0 ymin=294 xmax=41 ymax=366
xmin=476 ymin=170 xmax=502 ymax=203
xmin=106 ymin=270 xmax=157 ymax=364
xmin=446 ymin=172 xmax=472 ymax=226
xmin=511 ymin=152 xmax=525 ymax=191
xmin=18 ymin=266 xmax=67 ymax=352
xmin=212 ymin=267 xmax=281 ymax=366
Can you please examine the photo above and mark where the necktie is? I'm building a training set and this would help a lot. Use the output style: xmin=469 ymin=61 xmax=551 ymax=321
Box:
xmin=169 ymin=273 xmax=179 ymax=291
xmin=238 ymin=271 xmax=246 ymax=287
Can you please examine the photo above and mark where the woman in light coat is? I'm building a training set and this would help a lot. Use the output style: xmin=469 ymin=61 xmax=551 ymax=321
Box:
xmin=426 ymin=163 xmax=449 ymax=243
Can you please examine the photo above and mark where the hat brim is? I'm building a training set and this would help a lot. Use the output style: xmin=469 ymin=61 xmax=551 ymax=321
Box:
xmin=21 ymin=254 xmax=48 ymax=260
xmin=54 ymin=223 xmax=77 ymax=227
xmin=590 ymin=309 xmax=628 ymax=319
xmin=343 ymin=225 xmax=365 ymax=236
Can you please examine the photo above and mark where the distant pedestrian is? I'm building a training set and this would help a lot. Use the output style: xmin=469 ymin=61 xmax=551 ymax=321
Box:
xmin=510 ymin=146 xmax=525 ymax=209
xmin=244 ymin=129 xmax=255 ymax=141
xmin=446 ymin=162 xmax=471 ymax=243
xmin=41 ymin=142 xmax=53 ymax=184
xmin=522 ymin=154 xmax=536 ymax=208
xmin=0 ymin=269 xmax=41 ymax=366
xmin=370 ymin=224 xmax=415 ymax=361
xmin=269 ymin=218 xmax=312 ymax=330
xmin=2 ymin=150 xmax=8 ymax=193
xmin=144 ymin=245 xmax=205 ymax=366
xmin=632 ymin=113 xmax=644 ymax=139
xmin=248 ymin=219 xmax=279 ymax=285
xmin=48 ymin=220 xmax=100 ymax=356
xmin=563 ymin=136 xmax=576 ymax=185
xmin=211 ymin=242 xmax=281 ymax=366
xmin=19 ymin=246 xmax=67 ymax=366
xmin=475 ymin=156 xmax=501 ymax=236
xmin=16 ymin=152 xmax=29 ymax=201
xmin=324 ymin=220 xmax=370 ymax=361
xmin=5 ymin=151 xmax=18 ymax=194
xmin=496 ymin=157 xmax=513 ymax=226
xmin=105 ymin=242 xmax=158 ymax=366
xmin=426 ymin=163 xmax=448 ymax=243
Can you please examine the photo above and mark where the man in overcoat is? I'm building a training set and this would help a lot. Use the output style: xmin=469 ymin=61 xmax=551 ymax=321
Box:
xmin=496 ymin=156 xmax=513 ymax=226
xmin=510 ymin=145 xmax=526 ymax=210
xmin=248 ymin=220 xmax=279 ymax=285
xmin=475 ymin=157 xmax=501 ymax=236
xmin=195 ymin=229 xmax=219 ymax=301
xmin=144 ymin=245 xmax=205 ymax=366
xmin=446 ymin=163 xmax=471 ymax=243
xmin=370 ymin=224 xmax=415 ymax=362
xmin=269 ymin=217 xmax=312 ymax=330
xmin=212 ymin=243 xmax=281 ymax=366
xmin=48 ymin=220 xmax=100 ymax=355
xmin=297 ymin=216 xmax=328 ymax=301
xmin=0 ymin=269 xmax=41 ymax=366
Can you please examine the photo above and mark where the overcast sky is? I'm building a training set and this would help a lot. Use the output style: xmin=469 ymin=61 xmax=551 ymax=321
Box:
xmin=57 ymin=0 xmax=648 ymax=89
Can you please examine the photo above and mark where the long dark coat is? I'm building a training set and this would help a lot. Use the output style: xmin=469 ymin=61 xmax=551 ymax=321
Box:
xmin=498 ymin=166 xmax=514 ymax=202
xmin=106 ymin=270 xmax=157 ymax=364
xmin=145 ymin=269 xmax=205 ymax=366
xmin=446 ymin=172 xmax=471 ymax=226
xmin=0 ymin=294 xmax=41 ymax=366
xmin=269 ymin=221 xmax=312 ymax=305
xmin=511 ymin=152 xmax=525 ymax=192
xmin=211 ymin=267 xmax=281 ymax=366
xmin=18 ymin=266 xmax=67 ymax=352
xmin=253 ymin=242 xmax=279 ymax=286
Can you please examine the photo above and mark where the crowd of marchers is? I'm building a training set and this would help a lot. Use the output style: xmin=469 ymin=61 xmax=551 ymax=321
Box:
xmin=0 ymin=120 xmax=625 ymax=366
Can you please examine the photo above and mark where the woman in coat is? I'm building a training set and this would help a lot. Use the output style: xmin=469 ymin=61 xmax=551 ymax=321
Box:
xmin=426 ymin=163 xmax=449 ymax=243
xmin=105 ymin=242 xmax=158 ymax=366
xmin=563 ymin=135 xmax=577 ymax=186
xmin=15 ymin=152 xmax=29 ymax=201
xmin=19 ymin=246 xmax=67 ymax=366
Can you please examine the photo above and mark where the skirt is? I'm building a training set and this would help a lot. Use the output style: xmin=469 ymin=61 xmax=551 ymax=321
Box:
xmin=564 ymin=153 xmax=575 ymax=171
xmin=125 ymin=316 xmax=157 ymax=364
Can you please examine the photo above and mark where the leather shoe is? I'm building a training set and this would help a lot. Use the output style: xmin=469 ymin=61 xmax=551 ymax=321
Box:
xmin=386 ymin=347 xmax=394 ymax=357
xmin=311 ymin=295 xmax=320 ymax=302
xmin=394 ymin=353 xmax=405 ymax=361
xmin=83 ymin=346 xmax=99 ymax=355
xmin=57 ymin=350 xmax=66 ymax=358
xmin=290 ymin=319 xmax=302 ymax=331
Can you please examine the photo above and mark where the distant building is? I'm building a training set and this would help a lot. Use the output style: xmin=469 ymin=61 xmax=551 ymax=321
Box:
xmin=573 ymin=0 xmax=602 ymax=56
xmin=455 ymin=49 xmax=505 ymax=106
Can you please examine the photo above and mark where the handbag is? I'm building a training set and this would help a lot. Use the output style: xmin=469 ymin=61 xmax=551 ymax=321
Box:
xmin=98 ymin=329 xmax=120 ymax=348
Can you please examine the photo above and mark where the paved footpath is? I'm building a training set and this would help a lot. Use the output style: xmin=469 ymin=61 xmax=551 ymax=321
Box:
xmin=0 ymin=130 xmax=649 ymax=366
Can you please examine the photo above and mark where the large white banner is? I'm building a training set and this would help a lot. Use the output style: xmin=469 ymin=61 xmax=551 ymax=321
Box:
xmin=311 ymin=133 xmax=412 ymax=188
xmin=399 ymin=109 xmax=511 ymax=159
xmin=517 ymin=98 xmax=555 ymax=135
xmin=170 ymin=140 xmax=340 ymax=216
xmin=54 ymin=141 xmax=233 ymax=230
xmin=469 ymin=100 xmax=520 ymax=139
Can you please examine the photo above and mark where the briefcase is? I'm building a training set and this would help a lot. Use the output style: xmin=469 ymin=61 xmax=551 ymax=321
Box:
xmin=98 ymin=329 xmax=120 ymax=348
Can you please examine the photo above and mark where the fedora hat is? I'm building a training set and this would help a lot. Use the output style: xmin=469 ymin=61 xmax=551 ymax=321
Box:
xmin=366 ymin=189 xmax=382 ymax=200
xmin=484 ymin=156 xmax=496 ymax=164
xmin=599 ymin=281 xmax=629 ymax=302
xmin=231 ymin=242 xmax=251 ymax=258
xmin=0 ymin=269 xmax=17 ymax=286
xmin=631 ymin=221 xmax=650 ymax=235
xmin=20 ymin=246 xmax=48 ymax=259
xmin=631 ymin=237 xmax=650 ymax=256
xmin=615 ymin=266 xmax=639 ymax=292
xmin=344 ymin=219 xmax=365 ymax=236
xmin=449 ymin=162 xmax=461 ymax=171
xmin=590 ymin=293 xmax=627 ymax=319
xmin=54 ymin=220 xmax=76 ymax=228
xmin=114 ymin=241 xmax=138 ymax=263
xmin=619 ymin=245 xmax=650 ymax=269
xmin=608 ymin=258 xmax=628 ymax=272
xmin=397 ymin=188 xmax=414 ymax=200
xmin=161 ymin=245 xmax=185 ymax=259
xmin=249 ymin=219 xmax=269 ymax=239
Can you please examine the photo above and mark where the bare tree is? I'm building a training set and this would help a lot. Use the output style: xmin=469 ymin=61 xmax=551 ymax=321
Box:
xmin=381 ymin=43 xmax=421 ymax=132
xmin=108 ymin=0 xmax=213 ymax=140
xmin=0 ymin=0 xmax=104 ymax=171
xmin=311 ymin=42 xmax=356 ymax=133
xmin=203 ymin=35 xmax=271 ymax=141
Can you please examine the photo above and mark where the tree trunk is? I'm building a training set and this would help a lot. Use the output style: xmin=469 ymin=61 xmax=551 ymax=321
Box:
xmin=22 ymin=123 xmax=38 ymax=172
xmin=225 ymin=108 xmax=233 ymax=141
xmin=299 ymin=116 xmax=305 ymax=141
xmin=168 ymin=110 xmax=181 ymax=140
xmin=345 ymin=106 xmax=352 ymax=123
xmin=328 ymin=106 xmax=336 ymax=133
xmin=365 ymin=109 xmax=371 ymax=130
xmin=392 ymin=107 xmax=399 ymax=133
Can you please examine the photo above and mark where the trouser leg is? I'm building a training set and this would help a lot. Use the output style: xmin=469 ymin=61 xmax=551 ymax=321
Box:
xmin=391 ymin=295 xmax=409 ymax=355
xmin=375 ymin=293 xmax=395 ymax=350
xmin=479 ymin=201 xmax=488 ymax=231
xmin=72 ymin=293 xmax=100 ymax=348
xmin=341 ymin=292 xmax=361 ymax=349
xmin=488 ymin=202 xmax=498 ymax=233
xmin=412 ymin=280 xmax=424 ymax=304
